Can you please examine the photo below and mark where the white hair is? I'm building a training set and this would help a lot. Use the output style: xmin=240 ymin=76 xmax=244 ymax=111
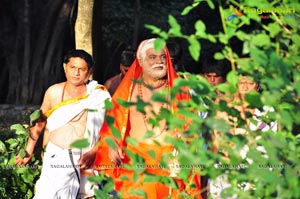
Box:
xmin=137 ymin=38 xmax=156 ymax=61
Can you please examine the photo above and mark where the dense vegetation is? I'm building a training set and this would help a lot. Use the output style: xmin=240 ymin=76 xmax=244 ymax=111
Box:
xmin=1 ymin=0 xmax=299 ymax=198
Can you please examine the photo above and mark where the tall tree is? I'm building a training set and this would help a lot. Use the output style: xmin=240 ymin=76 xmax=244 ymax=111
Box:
xmin=5 ymin=0 xmax=76 ymax=104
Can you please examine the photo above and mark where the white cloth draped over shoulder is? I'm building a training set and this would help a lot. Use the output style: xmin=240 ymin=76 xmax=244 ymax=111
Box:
xmin=46 ymin=80 xmax=111 ymax=153
xmin=33 ymin=80 xmax=111 ymax=199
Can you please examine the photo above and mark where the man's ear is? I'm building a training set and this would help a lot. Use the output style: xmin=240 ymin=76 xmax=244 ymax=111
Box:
xmin=87 ymin=67 xmax=94 ymax=81
xmin=88 ymin=67 xmax=94 ymax=76
xmin=63 ymin=63 xmax=67 ymax=72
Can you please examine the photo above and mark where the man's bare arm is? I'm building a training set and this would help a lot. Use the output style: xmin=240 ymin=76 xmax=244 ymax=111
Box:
xmin=15 ymin=88 xmax=52 ymax=165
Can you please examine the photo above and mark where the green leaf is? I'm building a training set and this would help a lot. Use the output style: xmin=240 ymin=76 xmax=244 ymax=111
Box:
xmin=116 ymin=98 xmax=134 ymax=108
xmin=251 ymin=33 xmax=270 ymax=47
xmin=267 ymin=23 xmax=281 ymax=38
xmin=195 ymin=20 xmax=206 ymax=38
xmin=207 ymin=34 xmax=217 ymax=43
xmin=104 ymin=99 xmax=113 ymax=110
xmin=147 ymin=149 xmax=156 ymax=160
xmin=126 ymin=137 xmax=138 ymax=146
xmin=206 ymin=0 xmax=215 ymax=9
xmin=226 ymin=71 xmax=239 ymax=86
xmin=10 ymin=124 xmax=27 ymax=135
xmin=70 ymin=138 xmax=89 ymax=149
xmin=181 ymin=3 xmax=200 ymax=15
xmin=291 ymin=34 xmax=300 ymax=44
xmin=214 ymin=52 xmax=224 ymax=60
xmin=207 ymin=118 xmax=231 ymax=133
xmin=218 ymin=33 xmax=228 ymax=44
xmin=142 ymin=130 xmax=155 ymax=140
xmin=168 ymin=15 xmax=182 ymax=37
xmin=144 ymin=173 xmax=160 ymax=183
xmin=110 ymin=126 xmax=121 ymax=140
xmin=145 ymin=24 xmax=162 ymax=35
xmin=105 ymin=138 xmax=117 ymax=150
xmin=154 ymin=38 xmax=166 ymax=51
xmin=94 ymin=189 xmax=111 ymax=199
xmin=130 ymin=188 xmax=147 ymax=198
xmin=250 ymin=47 xmax=268 ymax=66
xmin=6 ymin=138 xmax=17 ymax=145
xmin=236 ymin=31 xmax=250 ymax=41
xmin=19 ymin=148 xmax=26 ymax=158
xmin=0 ymin=140 xmax=7 ymax=153
xmin=187 ymin=36 xmax=201 ymax=61
xmin=245 ymin=91 xmax=263 ymax=108
xmin=133 ymin=172 xmax=139 ymax=183
xmin=216 ymin=83 xmax=236 ymax=94
xmin=29 ymin=109 xmax=42 ymax=126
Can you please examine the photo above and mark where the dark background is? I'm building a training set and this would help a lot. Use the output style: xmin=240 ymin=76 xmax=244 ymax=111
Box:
xmin=0 ymin=0 xmax=224 ymax=104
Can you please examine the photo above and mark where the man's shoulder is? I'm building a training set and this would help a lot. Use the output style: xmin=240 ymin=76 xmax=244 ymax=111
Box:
xmin=88 ymin=81 xmax=111 ymax=99
xmin=46 ymin=82 xmax=64 ymax=93
xmin=104 ymin=74 xmax=121 ymax=85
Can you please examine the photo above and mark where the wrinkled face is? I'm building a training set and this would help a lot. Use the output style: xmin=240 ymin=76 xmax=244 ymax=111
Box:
xmin=203 ymin=72 xmax=224 ymax=86
xmin=140 ymin=48 xmax=167 ymax=80
xmin=238 ymin=76 xmax=258 ymax=95
xmin=64 ymin=57 xmax=91 ymax=86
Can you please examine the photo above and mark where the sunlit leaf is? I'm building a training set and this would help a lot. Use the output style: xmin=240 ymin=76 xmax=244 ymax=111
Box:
xmin=154 ymin=38 xmax=166 ymax=51
xmin=105 ymin=138 xmax=117 ymax=150
xmin=168 ymin=15 xmax=182 ymax=36
xmin=104 ymin=99 xmax=113 ymax=110
xmin=187 ymin=36 xmax=201 ymax=61
xmin=226 ymin=71 xmax=239 ymax=86
xmin=0 ymin=141 xmax=7 ymax=153
xmin=181 ymin=2 xmax=200 ymax=15
xmin=195 ymin=20 xmax=206 ymax=37
xmin=70 ymin=138 xmax=89 ymax=149
xmin=10 ymin=124 xmax=27 ymax=135
xmin=126 ymin=137 xmax=138 ymax=146
xmin=251 ymin=33 xmax=270 ymax=47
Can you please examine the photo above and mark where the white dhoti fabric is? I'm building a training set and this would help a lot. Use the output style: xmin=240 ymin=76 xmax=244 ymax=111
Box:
xmin=34 ymin=142 xmax=82 ymax=199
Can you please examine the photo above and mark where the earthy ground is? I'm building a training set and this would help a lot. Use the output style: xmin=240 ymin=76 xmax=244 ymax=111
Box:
xmin=0 ymin=104 xmax=39 ymax=134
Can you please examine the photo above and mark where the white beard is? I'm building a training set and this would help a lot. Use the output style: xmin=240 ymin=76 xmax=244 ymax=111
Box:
xmin=143 ymin=64 xmax=167 ymax=79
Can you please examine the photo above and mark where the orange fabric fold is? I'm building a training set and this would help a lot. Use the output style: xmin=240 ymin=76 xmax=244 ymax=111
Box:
xmin=113 ymin=143 xmax=202 ymax=199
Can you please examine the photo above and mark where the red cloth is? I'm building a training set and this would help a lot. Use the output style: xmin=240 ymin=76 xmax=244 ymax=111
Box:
xmin=94 ymin=40 xmax=201 ymax=198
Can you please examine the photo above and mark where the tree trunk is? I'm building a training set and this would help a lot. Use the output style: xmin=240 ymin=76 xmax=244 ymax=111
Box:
xmin=6 ymin=0 xmax=76 ymax=104
xmin=75 ymin=0 xmax=94 ymax=56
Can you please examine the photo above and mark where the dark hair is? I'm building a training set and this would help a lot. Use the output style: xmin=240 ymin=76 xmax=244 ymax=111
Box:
xmin=167 ymin=42 xmax=183 ymax=65
xmin=120 ymin=50 xmax=135 ymax=67
xmin=201 ymin=59 xmax=231 ymax=79
xmin=63 ymin=49 xmax=94 ymax=68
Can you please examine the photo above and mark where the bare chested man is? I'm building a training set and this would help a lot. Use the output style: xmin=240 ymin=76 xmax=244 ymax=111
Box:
xmin=94 ymin=38 xmax=201 ymax=199
xmin=15 ymin=49 xmax=111 ymax=199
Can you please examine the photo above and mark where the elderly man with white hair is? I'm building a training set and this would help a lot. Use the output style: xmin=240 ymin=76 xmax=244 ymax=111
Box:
xmin=94 ymin=38 xmax=202 ymax=199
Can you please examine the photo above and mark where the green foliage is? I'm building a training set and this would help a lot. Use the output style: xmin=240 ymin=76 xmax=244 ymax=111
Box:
xmin=125 ymin=0 xmax=300 ymax=198
xmin=1 ymin=110 xmax=42 ymax=198
xmin=7 ymin=1 xmax=296 ymax=199
xmin=70 ymin=138 xmax=89 ymax=149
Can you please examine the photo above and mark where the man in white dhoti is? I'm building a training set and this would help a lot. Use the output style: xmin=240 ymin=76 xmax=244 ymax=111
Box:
xmin=16 ymin=49 xmax=111 ymax=199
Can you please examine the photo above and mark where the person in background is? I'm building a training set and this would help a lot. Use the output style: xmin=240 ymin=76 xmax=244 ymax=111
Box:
xmin=15 ymin=49 xmax=111 ymax=199
xmin=210 ymin=74 xmax=277 ymax=198
xmin=104 ymin=49 xmax=135 ymax=96
xmin=94 ymin=38 xmax=202 ymax=199
xmin=201 ymin=58 xmax=231 ymax=87
xmin=167 ymin=41 xmax=185 ymax=72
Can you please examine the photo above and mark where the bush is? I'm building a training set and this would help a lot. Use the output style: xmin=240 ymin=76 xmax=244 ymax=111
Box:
xmin=0 ymin=110 xmax=42 ymax=198
xmin=96 ymin=0 xmax=300 ymax=198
